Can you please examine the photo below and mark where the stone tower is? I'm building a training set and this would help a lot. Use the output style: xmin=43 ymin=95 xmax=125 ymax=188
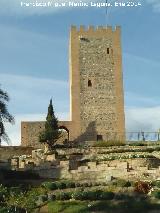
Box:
xmin=21 ymin=26 xmax=125 ymax=147
xmin=69 ymin=26 xmax=125 ymax=142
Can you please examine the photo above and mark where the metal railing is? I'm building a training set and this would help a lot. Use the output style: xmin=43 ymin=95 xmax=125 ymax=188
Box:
xmin=126 ymin=132 xmax=160 ymax=142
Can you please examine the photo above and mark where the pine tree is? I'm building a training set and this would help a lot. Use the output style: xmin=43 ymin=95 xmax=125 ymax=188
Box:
xmin=39 ymin=99 xmax=61 ymax=150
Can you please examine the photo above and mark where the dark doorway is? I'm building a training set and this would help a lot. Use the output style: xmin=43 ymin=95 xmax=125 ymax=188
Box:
xmin=97 ymin=135 xmax=103 ymax=141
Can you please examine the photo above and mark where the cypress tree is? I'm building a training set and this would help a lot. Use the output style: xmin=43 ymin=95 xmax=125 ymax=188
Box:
xmin=39 ymin=99 xmax=61 ymax=150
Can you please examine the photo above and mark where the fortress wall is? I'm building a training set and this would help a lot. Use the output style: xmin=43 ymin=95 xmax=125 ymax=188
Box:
xmin=21 ymin=121 xmax=73 ymax=148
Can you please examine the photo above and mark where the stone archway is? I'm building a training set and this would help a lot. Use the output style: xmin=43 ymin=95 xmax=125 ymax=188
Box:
xmin=58 ymin=126 xmax=69 ymax=143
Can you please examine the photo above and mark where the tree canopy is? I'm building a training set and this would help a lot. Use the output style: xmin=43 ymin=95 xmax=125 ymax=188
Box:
xmin=0 ymin=86 xmax=14 ymax=145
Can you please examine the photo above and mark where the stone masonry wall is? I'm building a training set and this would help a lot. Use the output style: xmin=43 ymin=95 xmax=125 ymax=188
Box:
xmin=0 ymin=146 xmax=33 ymax=161
xmin=11 ymin=149 xmax=160 ymax=182
xmin=70 ymin=26 xmax=125 ymax=142
xmin=80 ymin=37 xmax=117 ymax=140
xmin=21 ymin=121 xmax=72 ymax=148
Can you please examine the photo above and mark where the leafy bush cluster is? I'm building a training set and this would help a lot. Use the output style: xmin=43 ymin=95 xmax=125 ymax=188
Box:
xmin=152 ymin=180 xmax=160 ymax=188
xmin=42 ymin=181 xmax=76 ymax=190
xmin=152 ymin=191 xmax=160 ymax=199
xmin=150 ymin=181 xmax=160 ymax=199
xmin=0 ymin=184 xmax=8 ymax=202
xmin=0 ymin=184 xmax=47 ymax=212
xmin=134 ymin=181 xmax=152 ymax=194
xmin=42 ymin=180 xmax=108 ymax=190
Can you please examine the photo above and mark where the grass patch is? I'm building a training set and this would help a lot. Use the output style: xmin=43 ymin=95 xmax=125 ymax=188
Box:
xmin=48 ymin=201 xmax=89 ymax=213
xmin=47 ymin=199 xmax=160 ymax=213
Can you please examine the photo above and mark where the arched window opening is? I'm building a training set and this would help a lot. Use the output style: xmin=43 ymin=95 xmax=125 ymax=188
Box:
xmin=107 ymin=48 xmax=110 ymax=54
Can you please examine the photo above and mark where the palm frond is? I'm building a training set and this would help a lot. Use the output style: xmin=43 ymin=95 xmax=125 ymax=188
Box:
xmin=0 ymin=88 xmax=9 ymax=102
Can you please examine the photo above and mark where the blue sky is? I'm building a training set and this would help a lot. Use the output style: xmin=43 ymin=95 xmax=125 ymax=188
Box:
xmin=1 ymin=0 xmax=160 ymax=145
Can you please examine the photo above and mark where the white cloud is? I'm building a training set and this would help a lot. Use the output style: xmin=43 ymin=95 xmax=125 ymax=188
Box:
xmin=126 ymin=106 xmax=160 ymax=132
xmin=0 ymin=73 xmax=69 ymax=115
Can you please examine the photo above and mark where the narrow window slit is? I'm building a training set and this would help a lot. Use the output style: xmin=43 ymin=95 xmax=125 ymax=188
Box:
xmin=88 ymin=80 xmax=92 ymax=87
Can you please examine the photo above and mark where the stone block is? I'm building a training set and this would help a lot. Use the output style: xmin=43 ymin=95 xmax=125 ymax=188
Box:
xmin=70 ymin=170 xmax=78 ymax=174
xmin=32 ymin=149 xmax=44 ymax=159
xmin=11 ymin=158 xmax=19 ymax=167
xmin=118 ymin=162 xmax=128 ymax=169
xmin=139 ymin=166 xmax=148 ymax=171
xmin=87 ymin=161 xmax=97 ymax=168
xmin=60 ymin=161 xmax=69 ymax=167
xmin=19 ymin=160 xmax=25 ymax=169
xmin=78 ymin=166 xmax=89 ymax=172
xmin=46 ymin=154 xmax=56 ymax=162
xmin=105 ymin=175 xmax=113 ymax=182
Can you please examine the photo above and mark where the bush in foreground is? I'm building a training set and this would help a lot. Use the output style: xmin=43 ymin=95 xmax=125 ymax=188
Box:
xmin=134 ymin=181 xmax=151 ymax=194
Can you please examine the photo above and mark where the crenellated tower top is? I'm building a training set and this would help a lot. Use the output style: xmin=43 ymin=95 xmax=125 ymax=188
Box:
xmin=71 ymin=25 xmax=121 ymax=33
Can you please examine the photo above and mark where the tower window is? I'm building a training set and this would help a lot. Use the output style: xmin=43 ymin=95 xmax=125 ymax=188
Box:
xmin=107 ymin=48 xmax=110 ymax=54
xmin=97 ymin=135 xmax=103 ymax=141
xmin=88 ymin=80 xmax=92 ymax=87
xmin=80 ymin=37 xmax=90 ymax=42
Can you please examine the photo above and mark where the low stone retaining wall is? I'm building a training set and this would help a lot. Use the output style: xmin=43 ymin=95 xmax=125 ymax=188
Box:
xmin=0 ymin=146 xmax=33 ymax=161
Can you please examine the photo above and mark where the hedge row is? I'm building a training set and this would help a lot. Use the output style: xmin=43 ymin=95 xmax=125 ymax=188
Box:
xmin=47 ymin=190 xmax=115 ymax=201
xmin=41 ymin=181 xmax=108 ymax=190
xmin=42 ymin=181 xmax=76 ymax=190
xmin=42 ymin=179 xmax=133 ymax=191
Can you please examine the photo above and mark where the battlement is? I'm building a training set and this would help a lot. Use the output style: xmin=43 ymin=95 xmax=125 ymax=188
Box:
xmin=71 ymin=25 xmax=121 ymax=33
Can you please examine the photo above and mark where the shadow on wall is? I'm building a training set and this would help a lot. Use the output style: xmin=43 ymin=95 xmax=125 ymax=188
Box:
xmin=74 ymin=121 xmax=97 ymax=144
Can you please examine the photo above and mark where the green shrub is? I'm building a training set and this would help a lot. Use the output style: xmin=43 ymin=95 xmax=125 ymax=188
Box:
xmin=56 ymin=192 xmax=72 ymax=200
xmin=0 ymin=184 xmax=8 ymax=202
xmin=42 ymin=182 xmax=57 ymax=190
xmin=75 ymin=182 xmax=81 ymax=187
xmin=71 ymin=190 xmax=115 ymax=201
xmin=112 ymin=179 xmax=131 ymax=187
xmin=72 ymin=191 xmax=84 ymax=200
xmin=55 ymin=181 xmax=66 ymax=189
xmin=100 ymin=191 xmax=115 ymax=200
xmin=152 ymin=180 xmax=160 ymax=188
xmin=152 ymin=191 xmax=160 ymax=199
xmin=48 ymin=194 xmax=56 ymax=201
xmin=83 ymin=182 xmax=90 ymax=187
xmin=0 ymin=207 xmax=11 ymax=213
xmin=64 ymin=181 xmax=75 ymax=188
xmin=82 ymin=191 xmax=95 ymax=200
xmin=9 ymin=186 xmax=22 ymax=196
